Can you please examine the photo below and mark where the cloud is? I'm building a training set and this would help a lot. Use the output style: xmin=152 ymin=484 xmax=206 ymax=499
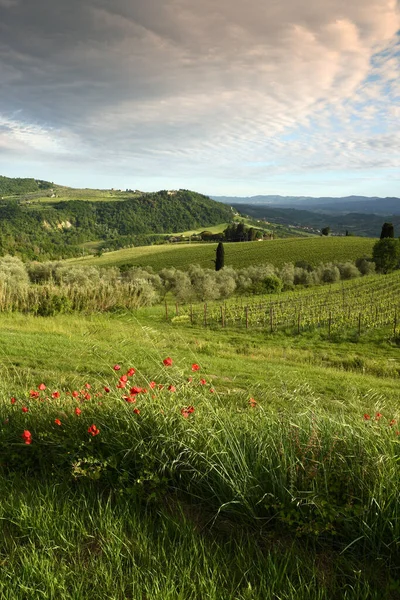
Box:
xmin=0 ymin=0 xmax=399 ymax=192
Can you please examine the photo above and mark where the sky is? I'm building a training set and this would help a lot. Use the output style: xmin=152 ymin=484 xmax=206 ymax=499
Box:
xmin=0 ymin=0 xmax=399 ymax=198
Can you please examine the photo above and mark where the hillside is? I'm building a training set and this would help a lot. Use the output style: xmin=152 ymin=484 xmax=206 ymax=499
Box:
xmin=0 ymin=175 xmax=53 ymax=196
xmin=68 ymin=236 xmax=375 ymax=271
xmin=0 ymin=182 xmax=234 ymax=260
xmin=229 ymin=203 xmax=400 ymax=237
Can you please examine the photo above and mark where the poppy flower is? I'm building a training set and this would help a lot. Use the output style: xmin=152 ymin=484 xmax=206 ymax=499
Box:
xmin=72 ymin=390 xmax=79 ymax=398
xmin=187 ymin=377 xmax=193 ymax=383
xmin=38 ymin=383 xmax=46 ymax=391
xmin=163 ymin=357 xmax=173 ymax=367
xmin=210 ymin=388 xmax=215 ymax=393
xmin=133 ymin=408 xmax=140 ymax=415
xmin=168 ymin=385 xmax=176 ymax=392
xmin=130 ymin=386 xmax=142 ymax=395
xmin=375 ymin=412 xmax=383 ymax=421
xmin=21 ymin=430 xmax=32 ymax=445
xmin=113 ymin=364 xmax=121 ymax=371
xmin=127 ymin=368 xmax=135 ymax=377
xmin=158 ymin=384 xmax=164 ymax=390
xmin=87 ymin=424 xmax=100 ymax=437
xmin=249 ymin=398 xmax=257 ymax=408
xmin=187 ymin=405 xmax=195 ymax=413
xmin=181 ymin=409 xmax=189 ymax=418
xmin=119 ymin=374 xmax=128 ymax=383
xmin=200 ymin=379 xmax=207 ymax=385
xmin=74 ymin=407 xmax=82 ymax=416
xmin=104 ymin=387 xmax=110 ymax=393
xmin=51 ymin=391 xmax=60 ymax=399
xmin=11 ymin=397 xmax=16 ymax=405
xmin=22 ymin=406 xmax=29 ymax=413
xmin=116 ymin=382 xmax=126 ymax=389
xmin=149 ymin=381 xmax=156 ymax=389
xmin=191 ymin=364 xmax=200 ymax=371
xmin=364 ymin=414 xmax=371 ymax=420
xmin=389 ymin=419 xmax=396 ymax=427
xmin=54 ymin=419 xmax=62 ymax=426
xmin=123 ymin=395 xmax=136 ymax=403
xmin=85 ymin=383 xmax=91 ymax=390
xmin=30 ymin=390 xmax=39 ymax=398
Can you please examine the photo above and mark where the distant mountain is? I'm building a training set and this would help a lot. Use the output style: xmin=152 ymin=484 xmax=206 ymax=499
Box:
xmin=229 ymin=203 xmax=400 ymax=237
xmin=211 ymin=195 xmax=400 ymax=215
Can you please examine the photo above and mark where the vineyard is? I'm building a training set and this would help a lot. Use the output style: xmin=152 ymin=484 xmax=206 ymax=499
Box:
xmin=69 ymin=236 xmax=375 ymax=271
xmin=167 ymin=271 xmax=400 ymax=336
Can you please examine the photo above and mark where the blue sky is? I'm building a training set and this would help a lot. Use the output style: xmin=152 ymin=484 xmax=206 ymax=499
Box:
xmin=0 ymin=0 xmax=399 ymax=198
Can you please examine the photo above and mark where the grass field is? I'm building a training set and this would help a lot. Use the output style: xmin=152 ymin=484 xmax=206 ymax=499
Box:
xmin=0 ymin=305 xmax=400 ymax=598
xmin=68 ymin=236 xmax=375 ymax=271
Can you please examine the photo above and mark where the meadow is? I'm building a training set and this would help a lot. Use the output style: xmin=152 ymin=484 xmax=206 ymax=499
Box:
xmin=68 ymin=236 xmax=375 ymax=271
xmin=1 ymin=303 xmax=400 ymax=599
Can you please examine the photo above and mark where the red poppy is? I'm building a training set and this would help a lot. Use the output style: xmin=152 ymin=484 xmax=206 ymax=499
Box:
xmin=85 ymin=383 xmax=91 ymax=390
xmin=389 ymin=419 xmax=396 ymax=427
xmin=87 ymin=424 xmax=100 ymax=437
xmin=113 ymin=364 xmax=121 ymax=371
xmin=158 ymin=384 xmax=164 ymax=390
xmin=116 ymin=382 xmax=126 ymax=389
xmin=187 ymin=405 xmax=195 ymax=413
xmin=149 ymin=381 xmax=156 ymax=389
xmin=210 ymin=388 xmax=215 ymax=393
xmin=187 ymin=377 xmax=193 ymax=383
xmin=54 ymin=419 xmax=62 ymax=426
xmin=72 ymin=390 xmax=79 ymax=398
xmin=74 ymin=407 xmax=82 ymax=416
xmin=168 ymin=385 xmax=176 ymax=392
xmin=200 ymin=379 xmax=207 ymax=385
xmin=11 ymin=397 xmax=16 ymax=405
xmin=181 ymin=409 xmax=189 ymax=418
xmin=191 ymin=363 xmax=200 ymax=371
xmin=375 ymin=412 xmax=383 ymax=421
xmin=163 ymin=357 xmax=173 ymax=367
xmin=127 ymin=368 xmax=135 ymax=377
xmin=364 ymin=413 xmax=371 ymax=420
xmin=104 ymin=387 xmax=110 ymax=393
xmin=249 ymin=398 xmax=257 ymax=408
xmin=30 ymin=390 xmax=39 ymax=398
xmin=123 ymin=395 xmax=136 ymax=403
xmin=119 ymin=374 xmax=128 ymax=383
xmin=22 ymin=406 xmax=29 ymax=413
xmin=38 ymin=383 xmax=46 ymax=391
xmin=84 ymin=393 xmax=91 ymax=400
xmin=51 ymin=391 xmax=60 ymax=399
xmin=130 ymin=386 xmax=142 ymax=395
xmin=21 ymin=430 xmax=32 ymax=445
xmin=133 ymin=408 xmax=140 ymax=415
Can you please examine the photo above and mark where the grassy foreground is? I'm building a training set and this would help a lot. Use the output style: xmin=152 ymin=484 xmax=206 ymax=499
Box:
xmin=1 ymin=311 xmax=400 ymax=599
xmin=67 ymin=236 xmax=375 ymax=271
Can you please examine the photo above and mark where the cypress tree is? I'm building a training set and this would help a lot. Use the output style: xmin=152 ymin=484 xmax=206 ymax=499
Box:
xmin=215 ymin=242 xmax=225 ymax=271
xmin=380 ymin=222 xmax=394 ymax=239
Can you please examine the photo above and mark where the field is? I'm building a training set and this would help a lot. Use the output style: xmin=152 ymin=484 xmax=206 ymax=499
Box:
xmin=68 ymin=236 xmax=375 ymax=270
xmin=1 ymin=290 xmax=400 ymax=598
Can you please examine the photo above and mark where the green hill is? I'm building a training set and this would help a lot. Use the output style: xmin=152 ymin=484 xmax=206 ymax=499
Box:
xmin=0 ymin=185 xmax=234 ymax=260
xmin=68 ymin=236 xmax=376 ymax=271
xmin=0 ymin=175 xmax=53 ymax=196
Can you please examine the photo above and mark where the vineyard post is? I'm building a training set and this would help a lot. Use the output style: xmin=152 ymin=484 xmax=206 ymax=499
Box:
xmin=358 ymin=312 xmax=361 ymax=336
xmin=204 ymin=303 xmax=207 ymax=327
xmin=165 ymin=301 xmax=168 ymax=321
xmin=245 ymin=306 xmax=249 ymax=329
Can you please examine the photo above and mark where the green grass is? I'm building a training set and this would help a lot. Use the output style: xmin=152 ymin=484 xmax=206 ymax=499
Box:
xmin=1 ymin=310 xmax=399 ymax=598
xmin=67 ymin=236 xmax=375 ymax=270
